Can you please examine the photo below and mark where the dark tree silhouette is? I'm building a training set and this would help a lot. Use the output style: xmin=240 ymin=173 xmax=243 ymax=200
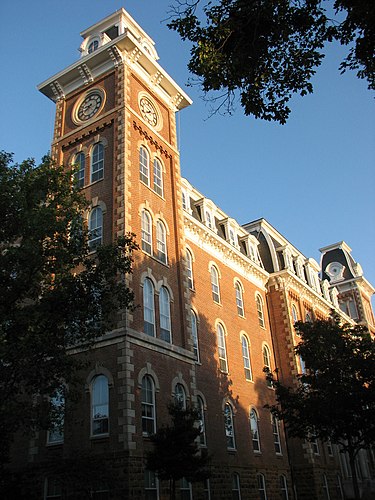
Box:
xmin=266 ymin=314 xmax=375 ymax=500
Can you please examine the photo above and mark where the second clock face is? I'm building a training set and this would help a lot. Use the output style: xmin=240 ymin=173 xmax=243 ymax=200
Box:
xmin=139 ymin=97 xmax=158 ymax=127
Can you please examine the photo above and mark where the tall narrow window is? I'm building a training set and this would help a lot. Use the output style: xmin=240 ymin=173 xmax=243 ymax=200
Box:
xmin=140 ymin=146 xmax=150 ymax=185
xmin=211 ymin=266 xmax=220 ymax=303
xmin=257 ymin=473 xmax=267 ymax=500
xmin=191 ymin=310 xmax=199 ymax=361
xmin=291 ymin=304 xmax=298 ymax=325
xmin=263 ymin=345 xmax=272 ymax=386
xmin=232 ymin=473 xmax=241 ymax=500
xmin=305 ymin=312 xmax=312 ymax=322
xmin=311 ymin=436 xmax=319 ymax=455
xmin=272 ymin=415 xmax=282 ymax=454
xmin=91 ymin=143 xmax=104 ymax=182
xmin=174 ymin=383 xmax=186 ymax=409
xmin=256 ymin=294 xmax=265 ymax=327
xmin=88 ymin=207 xmax=103 ymax=250
xmin=299 ymin=355 xmax=306 ymax=374
xmin=203 ymin=479 xmax=211 ymax=500
xmin=181 ymin=190 xmax=187 ymax=210
xmin=144 ymin=469 xmax=158 ymax=500
xmin=159 ymin=287 xmax=171 ymax=342
xmin=47 ymin=390 xmax=64 ymax=444
xmin=44 ymin=478 xmax=62 ymax=500
xmin=250 ymin=408 xmax=261 ymax=452
xmin=217 ymin=323 xmax=228 ymax=372
xmin=141 ymin=210 xmax=152 ymax=254
xmin=224 ymin=403 xmax=235 ymax=449
xmin=156 ymin=220 xmax=167 ymax=264
xmin=143 ymin=278 xmax=155 ymax=336
xmin=153 ymin=158 xmax=163 ymax=196
xmin=141 ymin=375 xmax=156 ymax=435
xmin=74 ymin=152 xmax=85 ymax=188
xmin=206 ymin=211 xmax=213 ymax=229
xmin=235 ymin=283 xmax=244 ymax=316
xmin=241 ymin=336 xmax=252 ymax=381
xmin=186 ymin=249 xmax=194 ymax=289
xmin=280 ymin=475 xmax=289 ymax=500
xmin=197 ymin=396 xmax=206 ymax=446
xmin=91 ymin=375 xmax=109 ymax=436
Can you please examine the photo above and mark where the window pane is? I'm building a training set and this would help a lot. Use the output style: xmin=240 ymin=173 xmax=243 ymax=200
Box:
xmin=156 ymin=221 xmax=167 ymax=263
xmin=257 ymin=474 xmax=267 ymax=500
xmin=88 ymin=207 xmax=103 ymax=250
xmin=197 ymin=396 xmax=206 ymax=446
xmin=159 ymin=287 xmax=171 ymax=342
xmin=143 ymin=279 xmax=155 ymax=336
xmin=224 ymin=403 xmax=235 ymax=449
xmin=92 ymin=375 xmax=109 ymax=436
xmin=217 ymin=324 xmax=228 ymax=372
xmin=256 ymin=295 xmax=265 ymax=327
xmin=174 ymin=383 xmax=186 ymax=409
xmin=141 ymin=211 xmax=152 ymax=254
xmin=47 ymin=390 xmax=64 ymax=444
xmin=74 ymin=152 xmax=85 ymax=188
xmin=280 ymin=475 xmax=289 ymax=500
xmin=191 ymin=310 xmax=199 ymax=361
xmin=142 ymin=376 xmax=155 ymax=435
xmin=250 ymin=409 xmax=260 ymax=452
xmin=272 ymin=415 xmax=281 ymax=454
xmin=211 ymin=266 xmax=220 ymax=303
xmin=91 ymin=144 xmax=104 ymax=182
xmin=153 ymin=158 xmax=163 ymax=196
xmin=236 ymin=284 xmax=244 ymax=316
xmin=140 ymin=146 xmax=149 ymax=185
xmin=186 ymin=250 xmax=194 ymax=289
xmin=241 ymin=336 xmax=252 ymax=381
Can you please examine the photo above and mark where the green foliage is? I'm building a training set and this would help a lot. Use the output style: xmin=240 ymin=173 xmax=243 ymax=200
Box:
xmin=266 ymin=313 xmax=375 ymax=499
xmin=0 ymin=152 xmax=138 ymax=468
xmin=147 ymin=402 xmax=210 ymax=495
xmin=169 ymin=0 xmax=375 ymax=123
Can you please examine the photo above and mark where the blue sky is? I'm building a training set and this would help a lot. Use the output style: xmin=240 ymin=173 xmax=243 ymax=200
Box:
xmin=1 ymin=1 xmax=374 ymax=296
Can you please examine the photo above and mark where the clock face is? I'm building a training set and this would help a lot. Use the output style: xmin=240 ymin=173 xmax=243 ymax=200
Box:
xmin=139 ymin=97 xmax=158 ymax=127
xmin=73 ymin=89 xmax=105 ymax=124
xmin=326 ymin=262 xmax=344 ymax=280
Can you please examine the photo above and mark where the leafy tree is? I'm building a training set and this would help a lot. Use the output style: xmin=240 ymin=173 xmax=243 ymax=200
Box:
xmin=168 ymin=0 xmax=375 ymax=123
xmin=266 ymin=314 xmax=375 ymax=500
xmin=0 ymin=152 xmax=137 ymax=471
xmin=147 ymin=402 xmax=210 ymax=500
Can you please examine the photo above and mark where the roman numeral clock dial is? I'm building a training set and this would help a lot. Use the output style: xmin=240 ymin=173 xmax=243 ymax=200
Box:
xmin=139 ymin=96 xmax=158 ymax=128
xmin=73 ymin=89 xmax=105 ymax=124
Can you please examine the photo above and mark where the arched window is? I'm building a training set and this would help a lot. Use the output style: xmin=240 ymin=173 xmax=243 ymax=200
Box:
xmin=250 ymin=408 xmax=261 ymax=452
xmin=197 ymin=396 xmax=206 ymax=446
xmin=153 ymin=158 xmax=163 ymax=196
xmin=257 ymin=473 xmax=267 ymax=500
xmin=74 ymin=152 xmax=85 ymax=188
xmin=272 ymin=415 xmax=282 ymax=454
xmin=47 ymin=389 xmax=64 ymax=444
xmin=139 ymin=146 xmax=150 ymax=185
xmin=235 ymin=282 xmax=244 ymax=316
xmin=88 ymin=207 xmax=103 ymax=249
xmin=210 ymin=266 xmax=220 ymax=303
xmin=205 ymin=211 xmax=213 ymax=229
xmin=141 ymin=210 xmax=152 ymax=254
xmin=91 ymin=143 xmax=104 ymax=182
xmin=91 ymin=375 xmax=109 ymax=436
xmin=241 ymin=336 xmax=252 ymax=381
xmin=143 ymin=278 xmax=155 ymax=336
xmin=141 ymin=375 xmax=156 ymax=435
xmin=174 ymin=383 xmax=186 ymax=409
xmin=280 ymin=475 xmax=289 ymax=500
xmin=159 ymin=286 xmax=171 ymax=343
xmin=232 ymin=473 xmax=241 ymax=500
xmin=186 ymin=249 xmax=194 ymax=289
xmin=299 ymin=355 xmax=306 ymax=374
xmin=156 ymin=220 xmax=167 ymax=264
xmin=224 ymin=403 xmax=235 ymax=449
xmin=256 ymin=294 xmax=265 ymax=328
xmin=263 ymin=344 xmax=272 ymax=387
xmin=180 ymin=478 xmax=192 ymax=500
xmin=305 ymin=312 xmax=312 ymax=322
xmin=217 ymin=323 xmax=228 ymax=373
xmin=88 ymin=39 xmax=99 ymax=54
xmin=191 ymin=310 xmax=199 ymax=361
xmin=181 ymin=190 xmax=187 ymax=210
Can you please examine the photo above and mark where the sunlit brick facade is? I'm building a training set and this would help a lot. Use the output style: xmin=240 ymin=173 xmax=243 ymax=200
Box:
xmin=9 ymin=9 xmax=374 ymax=500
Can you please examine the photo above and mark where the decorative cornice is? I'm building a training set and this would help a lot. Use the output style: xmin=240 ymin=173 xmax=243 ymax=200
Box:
xmin=61 ymin=119 xmax=114 ymax=150
xmin=107 ymin=46 xmax=123 ymax=67
xmin=50 ymin=81 xmax=65 ymax=100
xmin=184 ymin=215 xmax=268 ymax=290
xmin=133 ymin=121 xmax=172 ymax=159
xmin=77 ymin=63 xmax=93 ymax=85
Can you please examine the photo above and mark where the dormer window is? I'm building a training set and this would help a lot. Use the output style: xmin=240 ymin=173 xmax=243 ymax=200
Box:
xmin=206 ymin=210 xmax=213 ymax=229
xmin=88 ymin=39 xmax=99 ymax=54
xmin=294 ymin=256 xmax=305 ymax=280
xmin=229 ymin=228 xmax=236 ymax=247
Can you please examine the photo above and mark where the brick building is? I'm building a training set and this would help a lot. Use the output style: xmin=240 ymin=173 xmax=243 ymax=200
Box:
xmin=9 ymin=8 xmax=375 ymax=500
